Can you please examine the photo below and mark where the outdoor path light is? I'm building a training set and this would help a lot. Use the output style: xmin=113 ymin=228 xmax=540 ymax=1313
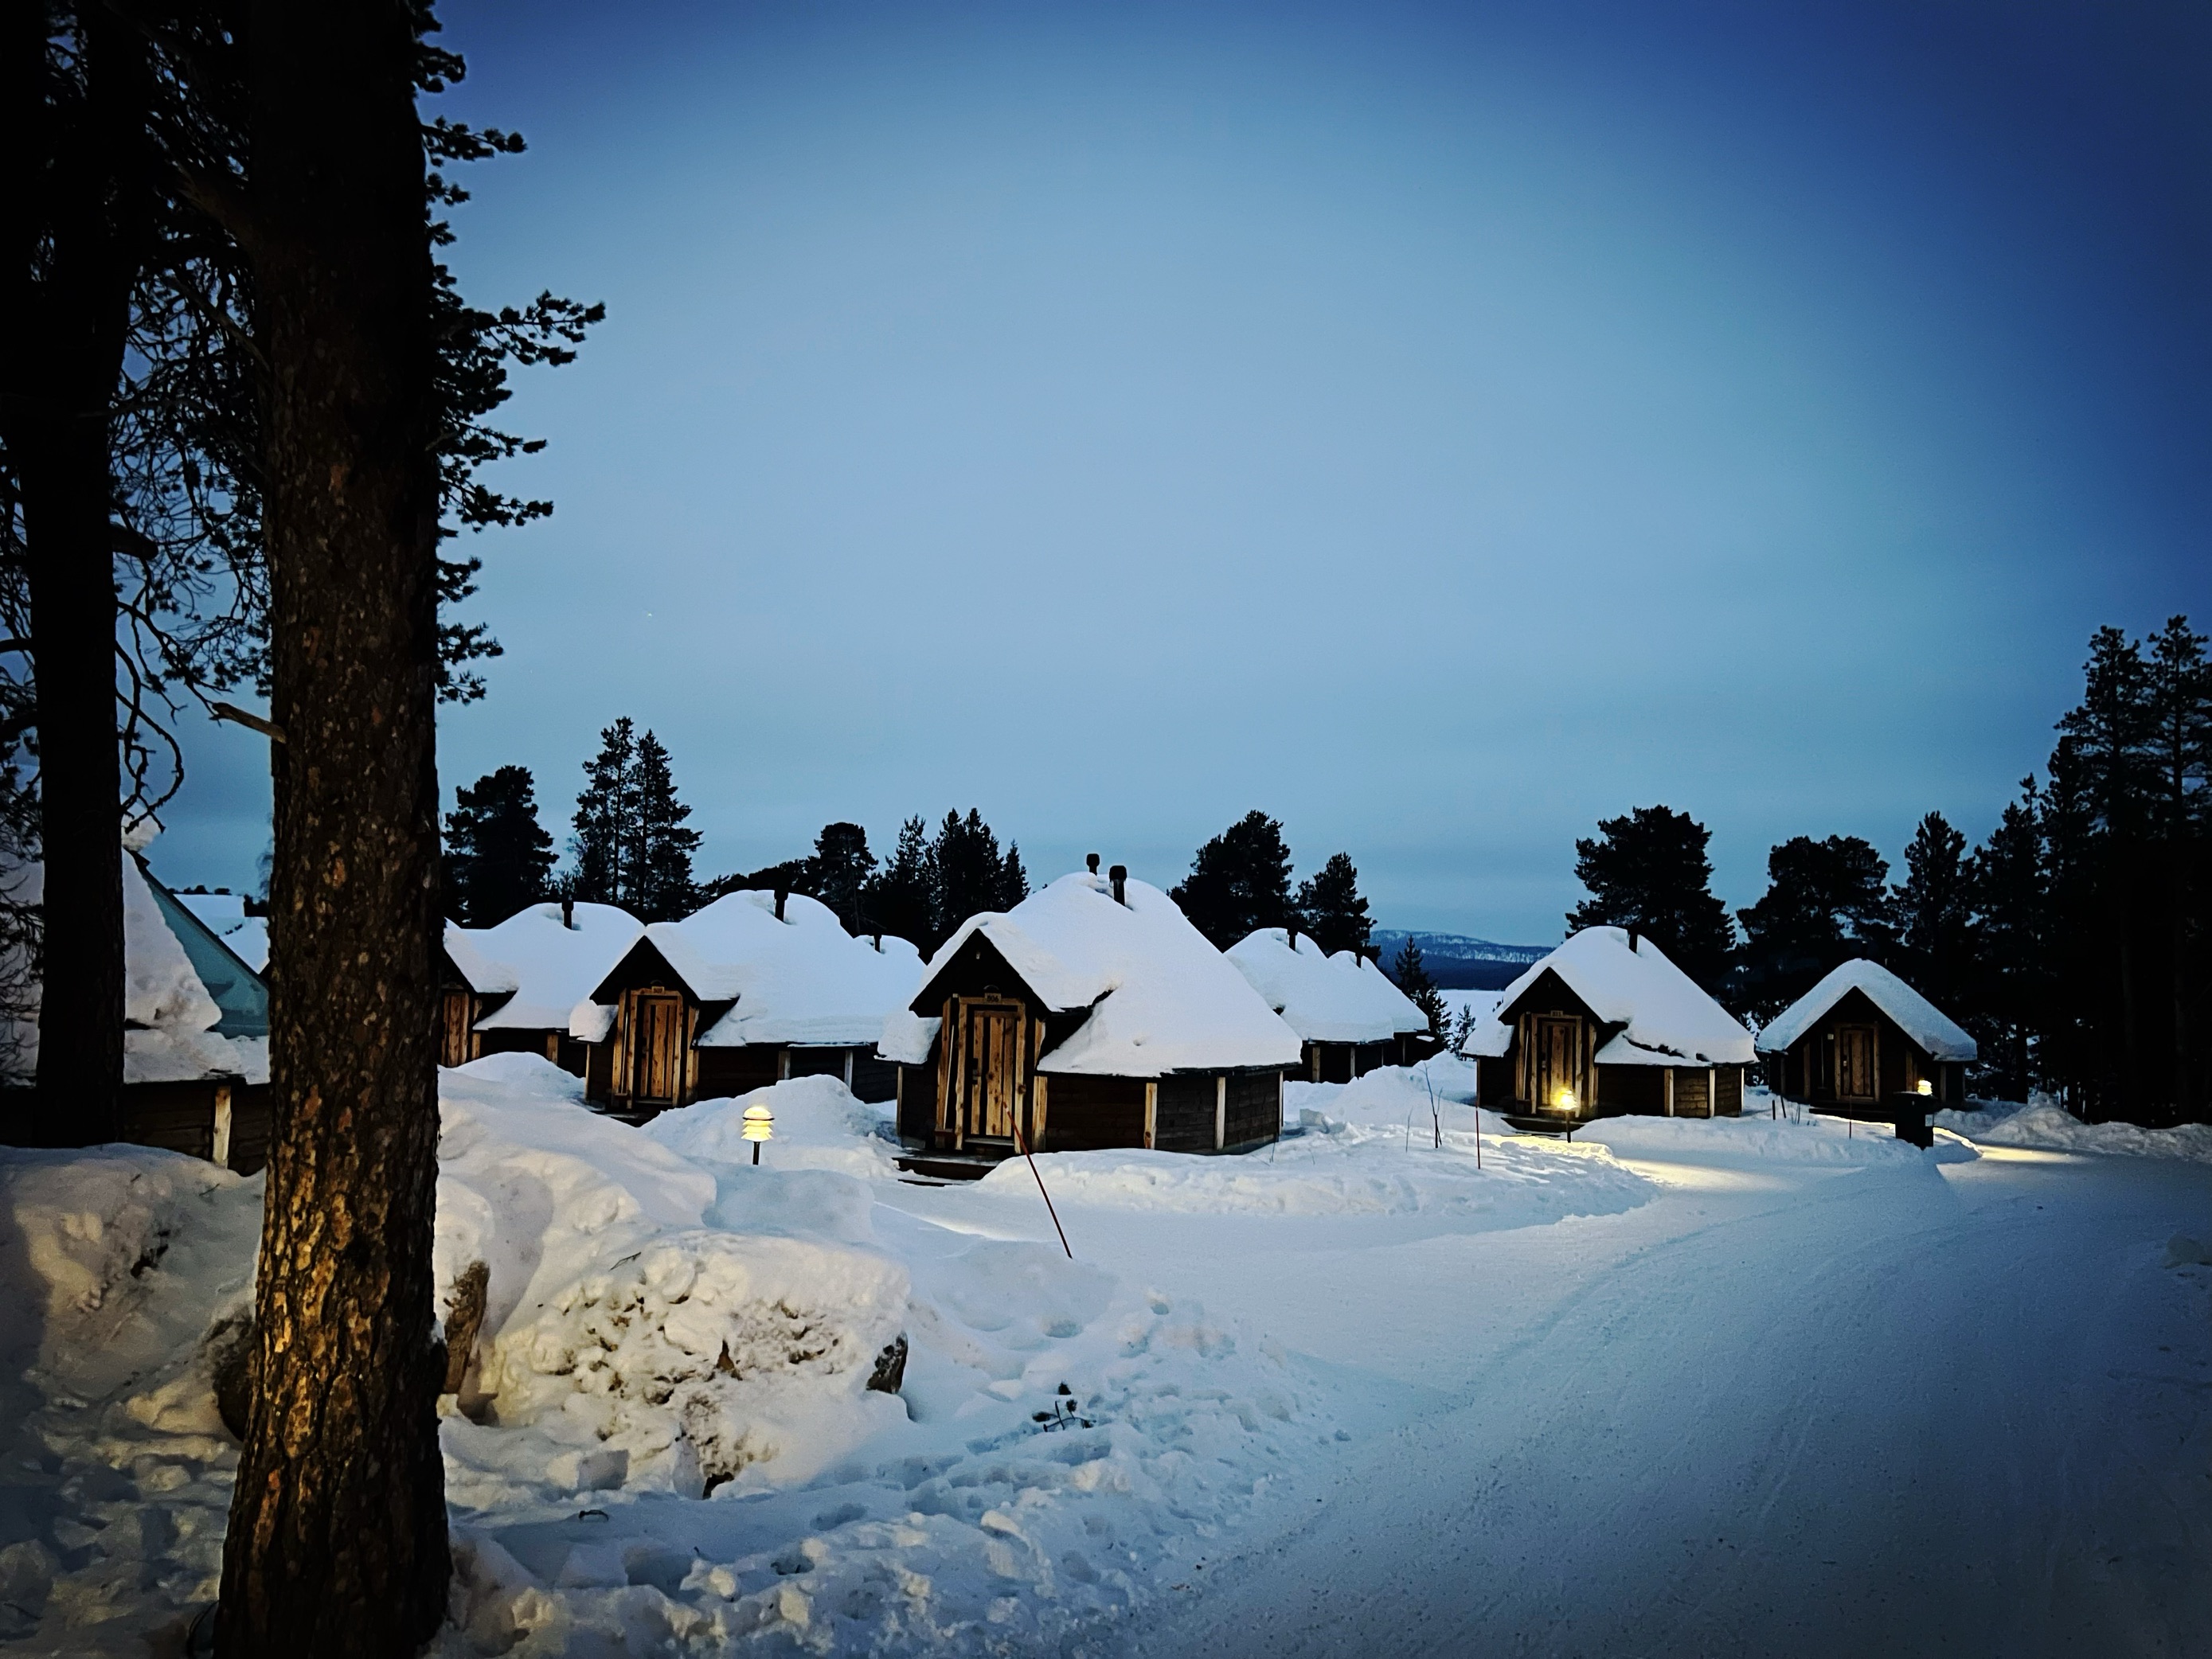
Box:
xmin=743 ymin=1103 xmax=774 ymax=1165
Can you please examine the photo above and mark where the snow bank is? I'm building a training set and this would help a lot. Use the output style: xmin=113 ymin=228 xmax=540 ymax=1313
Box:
xmin=0 ymin=1145 xmax=262 ymax=1649
xmin=1225 ymin=927 xmax=1426 ymax=1044
xmin=1941 ymin=1100 xmax=2212 ymax=1164
xmin=918 ymin=871 xmax=1302 ymax=1077
xmin=1579 ymin=1111 xmax=1976 ymax=1167
xmin=647 ymin=1075 xmax=903 ymax=1185
xmin=1756 ymin=958 xmax=1977 ymax=1063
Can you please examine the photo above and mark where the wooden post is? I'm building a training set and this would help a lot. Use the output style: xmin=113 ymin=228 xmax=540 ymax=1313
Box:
xmin=1143 ymin=1081 xmax=1158 ymax=1150
xmin=843 ymin=1048 xmax=854 ymax=1090
xmin=1214 ymin=1075 xmax=1226 ymax=1150
xmin=213 ymin=1083 xmax=234 ymax=1169
xmin=1664 ymin=1068 xmax=1675 ymax=1116
xmin=1032 ymin=1073 xmax=1049 ymax=1152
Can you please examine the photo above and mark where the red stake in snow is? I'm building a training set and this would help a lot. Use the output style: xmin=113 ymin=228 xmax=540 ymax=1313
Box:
xmin=1012 ymin=1117 xmax=1073 ymax=1259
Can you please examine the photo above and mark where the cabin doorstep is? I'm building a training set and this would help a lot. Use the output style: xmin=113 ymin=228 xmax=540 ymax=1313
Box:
xmin=885 ymin=860 xmax=1303 ymax=1163
xmin=1755 ymin=958 xmax=1977 ymax=1146
xmin=1225 ymin=926 xmax=1437 ymax=1081
xmin=574 ymin=890 xmax=921 ymax=1119
xmin=1460 ymin=926 xmax=1753 ymax=1130
xmin=440 ymin=900 xmax=643 ymax=1073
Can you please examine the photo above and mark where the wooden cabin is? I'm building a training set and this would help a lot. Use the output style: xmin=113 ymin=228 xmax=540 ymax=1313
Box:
xmin=1225 ymin=927 xmax=1437 ymax=1082
xmin=883 ymin=863 xmax=1302 ymax=1165
xmin=0 ymin=850 xmax=275 ymax=1172
xmin=577 ymin=890 xmax=920 ymax=1119
xmin=441 ymin=900 xmax=643 ymax=1074
xmin=1462 ymin=927 xmax=1753 ymax=1130
xmin=1756 ymin=959 xmax=1976 ymax=1146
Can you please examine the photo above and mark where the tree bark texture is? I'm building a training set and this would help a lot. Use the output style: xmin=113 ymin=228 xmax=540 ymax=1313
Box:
xmin=0 ymin=6 xmax=153 ymax=1146
xmin=216 ymin=4 xmax=449 ymax=1652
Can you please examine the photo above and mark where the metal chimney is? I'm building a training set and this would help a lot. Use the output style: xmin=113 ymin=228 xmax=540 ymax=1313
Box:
xmin=1086 ymin=853 xmax=1100 ymax=874
xmin=561 ymin=895 xmax=575 ymax=930
xmin=1108 ymin=865 xmax=1127 ymax=906
xmin=774 ymin=888 xmax=787 ymax=921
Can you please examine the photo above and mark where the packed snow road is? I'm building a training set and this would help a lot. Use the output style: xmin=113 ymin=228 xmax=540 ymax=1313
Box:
xmin=1104 ymin=1138 xmax=2212 ymax=1659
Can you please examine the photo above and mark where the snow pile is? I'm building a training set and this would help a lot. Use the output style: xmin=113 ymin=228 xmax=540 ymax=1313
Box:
xmin=1944 ymin=1100 xmax=2212 ymax=1164
xmin=980 ymin=1062 xmax=1651 ymax=1224
xmin=913 ymin=871 xmax=1302 ymax=1076
xmin=0 ymin=1145 xmax=262 ymax=1650
xmin=451 ymin=901 xmax=643 ymax=1036
xmin=647 ymin=1075 xmax=903 ymax=1184
xmin=1460 ymin=927 xmax=1754 ymax=1068
xmin=1756 ymin=958 xmax=1977 ymax=1063
xmin=1225 ymin=927 xmax=1426 ymax=1044
xmin=1580 ymin=1111 xmax=1976 ymax=1167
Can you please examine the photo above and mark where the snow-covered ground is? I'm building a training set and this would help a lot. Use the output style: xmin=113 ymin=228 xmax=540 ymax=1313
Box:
xmin=2 ymin=1060 xmax=2207 ymax=1656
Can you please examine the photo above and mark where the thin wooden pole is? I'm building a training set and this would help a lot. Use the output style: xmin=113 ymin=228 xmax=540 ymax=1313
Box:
xmin=1011 ymin=1117 xmax=1073 ymax=1259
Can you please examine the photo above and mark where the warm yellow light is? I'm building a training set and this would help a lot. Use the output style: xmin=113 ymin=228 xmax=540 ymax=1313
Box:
xmin=1915 ymin=1079 xmax=1933 ymax=1097
xmin=1552 ymin=1087 xmax=1577 ymax=1113
xmin=742 ymin=1103 xmax=775 ymax=1142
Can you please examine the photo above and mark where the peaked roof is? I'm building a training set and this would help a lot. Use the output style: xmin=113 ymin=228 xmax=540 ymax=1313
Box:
xmin=1460 ymin=926 xmax=1755 ymax=1067
xmin=448 ymin=901 xmax=640 ymax=1033
xmin=1225 ymin=927 xmax=1426 ymax=1044
xmin=907 ymin=872 xmax=1302 ymax=1077
xmin=592 ymin=890 xmax=923 ymax=1048
xmin=174 ymin=890 xmax=269 ymax=974
xmin=1754 ymin=958 xmax=1978 ymax=1063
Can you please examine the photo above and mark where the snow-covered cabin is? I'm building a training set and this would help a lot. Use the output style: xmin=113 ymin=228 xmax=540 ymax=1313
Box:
xmin=885 ymin=864 xmax=1302 ymax=1161
xmin=1460 ymin=927 xmax=1755 ymax=1126
xmin=440 ymin=900 xmax=643 ymax=1072
xmin=576 ymin=891 xmax=922 ymax=1118
xmin=1225 ymin=927 xmax=1435 ymax=1081
xmin=1755 ymin=958 xmax=1976 ymax=1133
xmin=5 ymin=849 xmax=272 ymax=1171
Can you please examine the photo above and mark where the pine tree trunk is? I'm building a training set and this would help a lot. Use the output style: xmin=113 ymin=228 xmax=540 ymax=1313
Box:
xmin=0 ymin=7 xmax=151 ymax=1147
xmin=215 ymin=3 xmax=449 ymax=1651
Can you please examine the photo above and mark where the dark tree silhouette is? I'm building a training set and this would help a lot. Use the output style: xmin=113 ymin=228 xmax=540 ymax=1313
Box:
xmin=570 ymin=716 xmax=639 ymax=906
xmin=1171 ymin=810 xmax=1295 ymax=950
xmin=1389 ymin=938 xmax=1449 ymax=1036
xmin=1296 ymin=852 xmax=1373 ymax=957
xmin=865 ymin=816 xmax=935 ymax=950
xmin=1565 ymin=805 xmax=1735 ymax=992
xmin=444 ymin=765 xmax=555 ymax=925
xmin=1735 ymin=835 xmax=1894 ymax=1017
xmin=1894 ymin=811 xmax=1971 ymax=1009
xmin=630 ymin=729 xmax=700 ymax=922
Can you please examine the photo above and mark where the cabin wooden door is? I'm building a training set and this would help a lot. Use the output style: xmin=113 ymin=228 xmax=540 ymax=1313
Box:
xmin=1835 ymin=1025 xmax=1876 ymax=1103
xmin=439 ymin=991 xmax=475 ymax=1068
xmin=1534 ymin=1016 xmax=1582 ymax=1112
xmin=629 ymin=993 xmax=686 ymax=1107
xmin=959 ymin=1000 xmax=1022 ymax=1140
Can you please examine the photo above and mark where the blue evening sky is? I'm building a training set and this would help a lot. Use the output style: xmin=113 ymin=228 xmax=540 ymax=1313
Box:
xmin=155 ymin=0 xmax=2211 ymax=943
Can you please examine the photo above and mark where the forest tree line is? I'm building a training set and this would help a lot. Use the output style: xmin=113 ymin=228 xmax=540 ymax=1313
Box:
xmin=1569 ymin=617 xmax=2208 ymax=1126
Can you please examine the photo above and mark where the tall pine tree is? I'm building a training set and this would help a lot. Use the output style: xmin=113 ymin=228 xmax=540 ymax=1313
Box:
xmin=443 ymin=765 xmax=554 ymax=924
xmin=866 ymin=816 xmax=935 ymax=950
xmin=1894 ymin=811 xmax=1971 ymax=1009
xmin=1565 ymin=805 xmax=1735 ymax=992
xmin=629 ymin=730 xmax=699 ymax=922
xmin=1735 ymin=835 xmax=1895 ymax=1017
xmin=1296 ymin=851 xmax=1373 ymax=956
xmin=929 ymin=808 xmax=1012 ymax=945
xmin=1389 ymin=938 xmax=1449 ymax=1036
xmin=811 ymin=822 xmax=877 ymax=931
xmin=571 ymin=717 xmax=638 ymax=906
xmin=1171 ymin=810 xmax=1295 ymax=950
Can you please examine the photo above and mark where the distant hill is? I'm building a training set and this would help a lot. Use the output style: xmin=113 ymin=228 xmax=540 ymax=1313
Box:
xmin=1372 ymin=929 xmax=1552 ymax=990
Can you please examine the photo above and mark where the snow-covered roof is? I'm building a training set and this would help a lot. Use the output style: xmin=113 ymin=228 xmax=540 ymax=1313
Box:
xmin=174 ymin=892 xmax=270 ymax=974
xmin=912 ymin=872 xmax=1303 ymax=1077
xmin=1224 ymin=928 xmax=1426 ymax=1044
xmin=588 ymin=891 xmax=923 ymax=1048
xmin=2 ymin=849 xmax=268 ymax=1086
xmin=448 ymin=902 xmax=639 ymax=1032
xmin=1753 ymin=958 xmax=1978 ymax=1064
xmin=1458 ymin=927 xmax=1754 ymax=1068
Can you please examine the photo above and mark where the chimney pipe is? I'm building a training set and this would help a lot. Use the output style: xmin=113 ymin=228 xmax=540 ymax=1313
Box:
xmin=1086 ymin=852 xmax=1100 ymax=874
xmin=561 ymin=895 xmax=575 ymax=930
xmin=1287 ymin=923 xmax=1298 ymax=951
xmin=1108 ymin=864 xmax=1127 ymax=906
xmin=774 ymin=888 xmax=787 ymax=921
xmin=872 ymin=931 xmax=882 ymax=952
xmin=1627 ymin=927 xmax=1640 ymax=954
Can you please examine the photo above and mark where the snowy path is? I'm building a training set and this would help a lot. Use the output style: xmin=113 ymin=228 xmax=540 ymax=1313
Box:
xmin=1103 ymin=1147 xmax=2212 ymax=1658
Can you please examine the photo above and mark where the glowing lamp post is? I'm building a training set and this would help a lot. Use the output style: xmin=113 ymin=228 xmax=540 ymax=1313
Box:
xmin=1915 ymin=1079 xmax=1933 ymax=1097
xmin=742 ymin=1103 xmax=774 ymax=1165
xmin=1552 ymin=1087 xmax=1577 ymax=1117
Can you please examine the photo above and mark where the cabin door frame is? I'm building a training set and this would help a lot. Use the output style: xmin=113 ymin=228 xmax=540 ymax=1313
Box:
xmin=439 ymin=990 xmax=475 ymax=1068
xmin=1532 ymin=1014 xmax=1585 ymax=1114
xmin=948 ymin=994 xmax=1026 ymax=1147
xmin=1835 ymin=1023 xmax=1878 ymax=1103
xmin=627 ymin=990 xmax=687 ymax=1108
